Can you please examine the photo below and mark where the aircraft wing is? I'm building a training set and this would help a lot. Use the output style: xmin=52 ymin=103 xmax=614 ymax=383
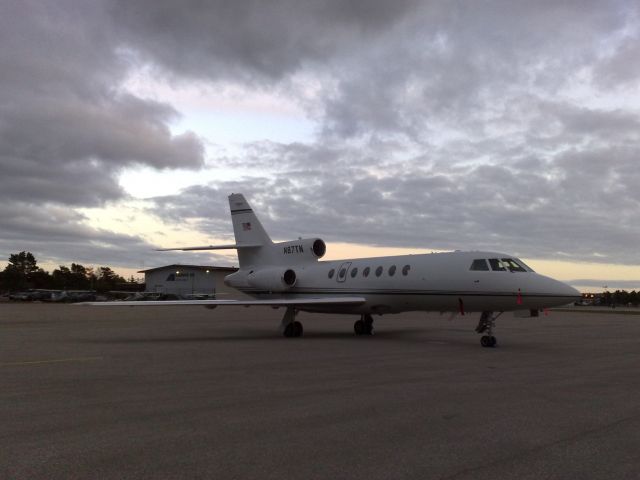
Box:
xmin=78 ymin=297 xmax=366 ymax=307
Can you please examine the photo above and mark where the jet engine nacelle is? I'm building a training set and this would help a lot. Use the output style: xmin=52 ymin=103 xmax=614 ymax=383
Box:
xmin=275 ymin=238 xmax=326 ymax=262
xmin=246 ymin=267 xmax=297 ymax=292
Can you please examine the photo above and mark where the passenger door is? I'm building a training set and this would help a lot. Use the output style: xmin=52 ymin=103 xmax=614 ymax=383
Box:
xmin=336 ymin=262 xmax=352 ymax=283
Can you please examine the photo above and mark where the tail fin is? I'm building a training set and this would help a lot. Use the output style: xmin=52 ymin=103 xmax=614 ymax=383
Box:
xmin=229 ymin=193 xmax=272 ymax=247
xmin=156 ymin=193 xmax=272 ymax=268
xmin=228 ymin=193 xmax=272 ymax=267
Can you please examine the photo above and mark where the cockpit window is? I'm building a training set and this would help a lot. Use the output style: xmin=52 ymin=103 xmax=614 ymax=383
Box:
xmin=488 ymin=259 xmax=506 ymax=271
xmin=501 ymin=258 xmax=527 ymax=272
xmin=470 ymin=259 xmax=489 ymax=271
xmin=515 ymin=259 xmax=535 ymax=272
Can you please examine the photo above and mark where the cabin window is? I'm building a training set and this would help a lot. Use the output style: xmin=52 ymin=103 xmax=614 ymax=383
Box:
xmin=339 ymin=268 xmax=347 ymax=279
xmin=351 ymin=267 xmax=358 ymax=278
xmin=470 ymin=259 xmax=489 ymax=271
xmin=328 ymin=268 xmax=335 ymax=279
xmin=488 ymin=259 xmax=506 ymax=271
xmin=389 ymin=265 xmax=396 ymax=276
xmin=363 ymin=267 xmax=370 ymax=277
xmin=402 ymin=264 xmax=411 ymax=276
xmin=502 ymin=258 xmax=527 ymax=272
xmin=375 ymin=266 xmax=383 ymax=277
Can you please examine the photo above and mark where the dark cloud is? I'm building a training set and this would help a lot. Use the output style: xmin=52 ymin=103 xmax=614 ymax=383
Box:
xmin=315 ymin=1 xmax=634 ymax=141
xmin=109 ymin=0 xmax=421 ymax=81
xmin=0 ymin=1 xmax=205 ymax=207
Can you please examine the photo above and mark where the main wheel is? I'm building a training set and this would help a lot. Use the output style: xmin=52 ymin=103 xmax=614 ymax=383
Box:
xmin=354 ymin=319 xmax=365 ymax=335
xmin=283 ymin=323 xmax=294 ymax=338
xmin=293 ymin=321 xmax=303 ymax=337
xmin=363 ymin=315 xmax=374 ymax=335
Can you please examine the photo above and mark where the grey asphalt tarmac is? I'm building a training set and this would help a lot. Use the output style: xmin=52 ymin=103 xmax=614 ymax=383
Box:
xmin=1 ymin=303 xmax=640 ymax=479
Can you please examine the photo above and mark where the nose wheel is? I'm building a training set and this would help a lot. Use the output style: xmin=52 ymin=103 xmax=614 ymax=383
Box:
xmin=480 ymin=335 xmax=497 ymax=347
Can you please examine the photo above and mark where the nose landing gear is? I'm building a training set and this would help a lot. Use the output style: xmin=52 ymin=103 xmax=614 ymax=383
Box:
xmin=476 ymin=311 xmax=502 ymax=347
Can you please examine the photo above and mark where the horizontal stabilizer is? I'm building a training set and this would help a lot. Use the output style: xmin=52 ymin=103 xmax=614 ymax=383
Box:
xmin=78 ymin=297 xmax=366 ymax=307
xmin=156 ymin=244 xmax=262 ymax=251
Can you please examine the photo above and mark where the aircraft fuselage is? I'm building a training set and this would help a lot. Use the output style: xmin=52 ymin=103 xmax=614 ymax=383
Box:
xmin=226 ymin=250 xmax=579 ymax=315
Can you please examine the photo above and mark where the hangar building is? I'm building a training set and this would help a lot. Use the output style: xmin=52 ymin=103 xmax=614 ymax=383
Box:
xmin=139 ymin=265 xmax=239 ymax=298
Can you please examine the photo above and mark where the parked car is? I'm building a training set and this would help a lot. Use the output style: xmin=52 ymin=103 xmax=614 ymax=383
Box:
xmin=9 ymin=290 xmax=52 ymax=301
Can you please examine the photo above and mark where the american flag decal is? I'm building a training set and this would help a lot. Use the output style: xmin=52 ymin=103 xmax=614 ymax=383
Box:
xmin=242 ymin=222 xmax=252 ymax=231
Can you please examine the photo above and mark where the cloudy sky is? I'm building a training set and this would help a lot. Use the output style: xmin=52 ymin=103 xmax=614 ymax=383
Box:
xmin=1 ymin=0 xmax=639 ymax=291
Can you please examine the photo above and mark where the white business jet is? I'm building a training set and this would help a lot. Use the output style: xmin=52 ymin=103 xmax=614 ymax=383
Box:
xmin=93 ymin=193 xmax=580 ymax=347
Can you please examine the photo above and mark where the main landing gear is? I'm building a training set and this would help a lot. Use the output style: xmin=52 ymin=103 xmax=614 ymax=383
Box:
xmin=281 ymin=307 xmax=303 ymax=338
xmin=476 ymin=311 xmax=502 ymax=348
xmin=354 ymin=314 xmax=374 ymax=336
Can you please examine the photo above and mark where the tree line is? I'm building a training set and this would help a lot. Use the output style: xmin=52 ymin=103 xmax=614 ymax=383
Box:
xmin=0 ymin=251 xmax=140 ymax=292
xmin=599 ymin=290 xmax=639 ymax=307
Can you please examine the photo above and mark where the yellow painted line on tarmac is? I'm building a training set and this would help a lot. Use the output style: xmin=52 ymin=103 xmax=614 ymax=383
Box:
xmin=0 ymin=356 xmax=103 ymax=367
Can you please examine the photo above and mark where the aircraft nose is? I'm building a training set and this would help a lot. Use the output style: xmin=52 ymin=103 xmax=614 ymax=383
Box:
xmin=535 ymin=275 xmax=581 ymax=306
xmin=562 ymin=282 xmax=581 ymax=299
xmin=551 ymin=277 xmax=581 ymax=301
xmin=570 ymin=284 xmax=581 ymax=296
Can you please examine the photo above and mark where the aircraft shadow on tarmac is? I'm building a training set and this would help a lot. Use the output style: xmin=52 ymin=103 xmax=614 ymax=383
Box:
xmin=82 ymin=328 xmax=426 ymax=343
xmin=80 ymin=328 xmax=521 ymax=349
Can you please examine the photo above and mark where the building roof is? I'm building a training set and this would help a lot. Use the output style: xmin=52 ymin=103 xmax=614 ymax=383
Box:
xmin=138 ymin=264 xmax=238 ymax=274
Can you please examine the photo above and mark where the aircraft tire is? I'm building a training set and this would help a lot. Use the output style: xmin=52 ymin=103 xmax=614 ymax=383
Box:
xmin=481 ymin=335 xmax=497 ymax=348
xmin=283 ymin=323 xmax=294 ymax=338
xmin=283 ymin=321 xmax=303 ymax=338
xmin=354 ymin=320 xmax=365 ymax=335
xmin=363 ymin=314 xmax=374 ymax=335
